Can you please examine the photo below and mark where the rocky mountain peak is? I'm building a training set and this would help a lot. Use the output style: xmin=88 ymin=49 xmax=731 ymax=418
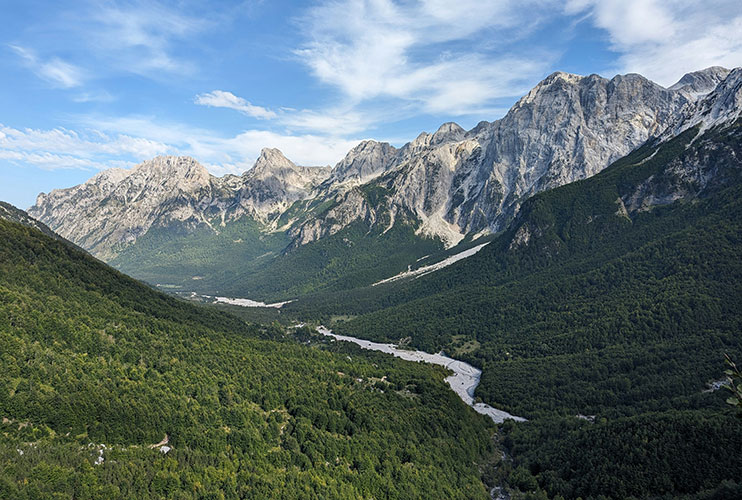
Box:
xmin=29 ymin=65 xmax=742 ymax=263
xmin=544 ymin=71 xmax=586 ymax=85
xmin=511 ymin=72 xmax=605 ymax=116
xmin=664 ymin=67 xmax=742 ymax=138
xmin=132 ymin=156 xmax=210 ymax=184
xmin=249 ymin=148 xmax=296 ymax=177
xmin=431 ymin=122 xmax=465 ymax=145
xmin=670 ymin=66 xmax=731 ymax=97
xmin=327 ymin=140 xmax=397 ymax=186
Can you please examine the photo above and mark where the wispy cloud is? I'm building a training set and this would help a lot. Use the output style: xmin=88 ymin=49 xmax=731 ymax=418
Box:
xmin=72 ymin=90 xmax=116 ymax=103
xmin=194 ymin=89 xmax=378 ymax=134
xmin=566 ymin=0 xmax=742 ymax=85
xmin=294 ymin=0 xmax=558 ymax=116
xmin=0 ymin=124 xmax=170 ymax=171
xmin=88 ymin=1 xmax=207 ymax=75
xmin=0 ymin=115 xmax=362 ymax=177
xmin=9 ymin=44 xmax=84 ymax=88
xmin=194 ymin=90 xmax=277 ymax=119
xmin=80 ymin=115 xmax=361 ymax=169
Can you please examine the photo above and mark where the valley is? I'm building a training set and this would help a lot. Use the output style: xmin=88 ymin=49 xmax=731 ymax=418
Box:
xmin=4 ymin=64 xmax=742 ymax=499
xmin=0 ymin=213 xmax=500 ymax=499
xmin=28 ymin=67 xmax=735 ymax=302
xmin=317 ymin=325 xmax=526 ymax=424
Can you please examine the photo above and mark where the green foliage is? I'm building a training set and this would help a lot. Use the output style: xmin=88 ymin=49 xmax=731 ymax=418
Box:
xmin=503 ymin=410 xmax=742 ymax=499
xmin=110 ymin=215 xmax=289 ymax=292
xmin=0 ymin=218 xmax=496 ymax=499
xmin=109 ymin=209 xmax=444 ymax=302
xmin=309 ymin=122 xmax=742 ymax=498
xmin=331 ymin=123 xmax=742 ymax=415
xmin=212 ymin=220 xmax=444 ymax=301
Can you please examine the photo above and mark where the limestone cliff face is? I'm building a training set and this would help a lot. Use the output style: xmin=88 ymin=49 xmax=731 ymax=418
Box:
xmin=669 ymin=66 xmax=731 ymax=97
xmin=505 ymin=71 xmax=742 ymax=255
xmin=29 ymin=153 xmax=331 ymax=258
xmin=236 ymin=148 xmax=331 ymax=223
xmin=30 ymin=67 xmax=739 ymax=258
xmin=321 ymin=140 xmax=398 ymax=188
xmin=290 ymin=68 xmax=733 ymax=247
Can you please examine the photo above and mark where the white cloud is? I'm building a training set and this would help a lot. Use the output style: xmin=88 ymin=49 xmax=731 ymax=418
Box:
xmin=194 ymin=89 xmax=377 ymax=134
xmin=280 ymin=109 xmax=372 ymax=135
xmin=82 ymin=115 xmax=360 ymax=168
xmin=194 ymin=90 xmax=277 ymax=119
xmin=72 ymin=90 xmax=116 ymax=103
xmin=2 ymin=115 xmax=362 ymax=177
xmin=222 ymin=130 xmax=359 ymax=167
xmin=0 ymin=150 xmax=106 ymax=171
xmin=294 ymin=0 xmax=558 ymax=116
xmin=0 ymin=124 xmax=170 ymax=171
xmin=566 ymin=0 xmax=742 ymax=85
xmin=88 ymin=1 xmax=207 ymax=75
xmin=9 ymin=44 xmax=84 ymax=88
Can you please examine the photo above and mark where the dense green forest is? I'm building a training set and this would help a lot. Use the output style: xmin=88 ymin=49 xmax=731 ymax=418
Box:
xmin=287 ymin=122 xmax=742 ymax=498
xmin=110 ymin=215 xmax=290 ymax=291
xmin=5 ymin=119 xmax=742 ymax=499
xmin=331 ymin=123 xmax=742 ymax=415
xmin=499 ymin=409 xmax=742 ymax=499
xmin=0 ymin=216 xmax=498 ymax=499
xmin=183 ymin=122 xmax=742 ymax=499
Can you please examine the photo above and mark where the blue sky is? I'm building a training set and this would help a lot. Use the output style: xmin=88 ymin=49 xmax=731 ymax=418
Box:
xmin=2 ymin=0 xmax=741 ymax=209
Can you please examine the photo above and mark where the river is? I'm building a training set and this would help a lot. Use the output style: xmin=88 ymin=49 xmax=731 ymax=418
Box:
xmin=317 ymin=326 xmax=525 ymax=424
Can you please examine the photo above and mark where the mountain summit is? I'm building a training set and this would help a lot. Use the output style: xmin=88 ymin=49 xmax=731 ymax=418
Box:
xmin=28 ymin=66 xmax=741 ymax=294
xmin=29 ymin=153 xmax=331 ymax=258
xmin=669 ymin=66 xmax=731 ymax=96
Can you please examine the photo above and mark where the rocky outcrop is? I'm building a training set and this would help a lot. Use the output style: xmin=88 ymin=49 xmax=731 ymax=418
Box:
xmin=29 ymin=153 xmax=331 ymax=258
xmin=321 ymin=140 xmax=398 ymax=188
xmin=662 ymin=67 xmax=742 ymax=139
xmin=237 ymin=148 xmax=331 ymax=221
xmin=623 ymin=69 xmax=742 ymax=213
xmin=669 ymin=66 xmax=731 ymax=97
xmin=30 ymin=66 xmax=740 ymax=259
xmin=292 ymin=69 xmax=726 ymax=247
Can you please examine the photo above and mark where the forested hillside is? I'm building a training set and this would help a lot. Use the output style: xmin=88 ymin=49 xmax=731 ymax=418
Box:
xmin=333 ymin=122 xmax=742 ymax=414
xmin=110 ymin=194 xmax=445 ymax=301
xmin=0 ymin=215 xmax=497 ymax=499
xmin=309 ymin=121 xmax=742 ymax=498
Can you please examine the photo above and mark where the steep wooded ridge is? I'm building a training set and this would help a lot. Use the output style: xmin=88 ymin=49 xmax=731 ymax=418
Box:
xmin=0 ymin=206 xmax=496 ymax=499
xmin=310 ymin=69 xmax=742 ymax=499
xmin=28 ymin=67 xmax=735 ymax=298
xmin=0 ymin=201 xmax=82 ymax=250
xmin=330 ymin=67 xmax=742 ymax=394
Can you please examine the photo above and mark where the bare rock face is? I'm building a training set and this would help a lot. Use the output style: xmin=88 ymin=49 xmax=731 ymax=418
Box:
xmin=29 ymin=153 xmax=331 ymax=259
xmin=30 ymin=66 xmax=741 ymax=259
xmin=237 ymin=148 xmax=331 ymax=222
xmin=622 ymin=68 xmax=742 ymax=213
xmin=669 ymin=66 xmax=731 ymax=97
xmin=663 ymin=67 xmax=742 ymax=139
xmin=322 ymin=140 xmax=398 ymax=188
xmin=292 ymin=70 xmax=715 ymax=247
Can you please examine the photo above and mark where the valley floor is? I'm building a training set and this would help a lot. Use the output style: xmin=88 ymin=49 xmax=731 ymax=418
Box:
xmin=316 ymin=325 xmax=526 ymax=423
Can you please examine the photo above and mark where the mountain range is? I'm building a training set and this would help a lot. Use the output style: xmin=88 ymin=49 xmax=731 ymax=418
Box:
xmin=5 ymin=64 xmax=742 ymax=500
xmin=28 ymin=66 xmax=739 ymax=299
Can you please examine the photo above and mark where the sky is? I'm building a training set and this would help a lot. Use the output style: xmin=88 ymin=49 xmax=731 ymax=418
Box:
xmin=2 ymin=0 xmax=741 ymax=209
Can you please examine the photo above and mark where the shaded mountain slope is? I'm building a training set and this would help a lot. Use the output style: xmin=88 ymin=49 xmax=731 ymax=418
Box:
xmin=0 ymin=208 xmax=496 ymax=499
xmin=332 ymin=113 xmax=742 ymax=417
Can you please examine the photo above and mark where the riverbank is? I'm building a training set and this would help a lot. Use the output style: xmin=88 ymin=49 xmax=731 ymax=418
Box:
xmin=317 ymin=326 xmax=525 ymax=424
